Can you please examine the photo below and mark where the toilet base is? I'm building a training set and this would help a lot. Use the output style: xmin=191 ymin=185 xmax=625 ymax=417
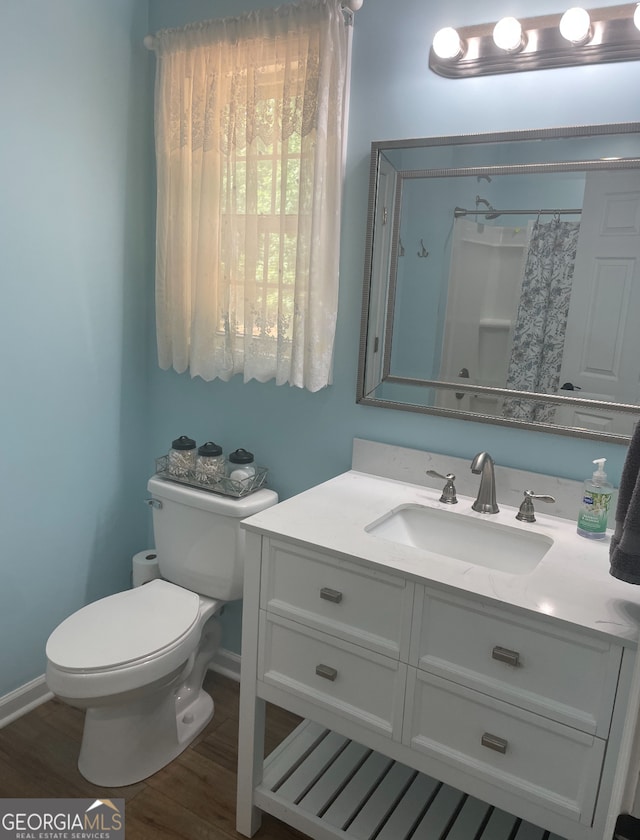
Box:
xmin=77 ymin=614 xmax=222 ymax=787
xmin=78 ymin=684 xmax=214 ymax=787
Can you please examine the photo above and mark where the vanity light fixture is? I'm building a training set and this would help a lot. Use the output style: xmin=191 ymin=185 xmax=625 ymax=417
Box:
xmin=559 ymin=7 xmax=592 ymax=44
xmin=432 ymin=26 xmax=464 ymax=60
xmin=493 ymin=16 xmax=526 ymax=52
xmin=429 ymin=3 xmax=640 ymax=78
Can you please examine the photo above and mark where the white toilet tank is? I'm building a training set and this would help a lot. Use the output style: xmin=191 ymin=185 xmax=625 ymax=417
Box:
xmin=147 ymin=476 xmax=278 ymax=601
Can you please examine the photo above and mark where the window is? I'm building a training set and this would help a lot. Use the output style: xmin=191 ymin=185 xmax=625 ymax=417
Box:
xmin=152 ymin=0 xmax=350 ymax=391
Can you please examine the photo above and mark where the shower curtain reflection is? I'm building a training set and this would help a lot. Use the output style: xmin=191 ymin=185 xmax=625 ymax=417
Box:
xmin=502 ymin=218 xmax=581 ymax=423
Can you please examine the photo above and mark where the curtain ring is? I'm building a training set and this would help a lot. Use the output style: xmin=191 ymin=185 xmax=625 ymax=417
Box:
xmin=533 ymin=210 xmax=542 ymax=243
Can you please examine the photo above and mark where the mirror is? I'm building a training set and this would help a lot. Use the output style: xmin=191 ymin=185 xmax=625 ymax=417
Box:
xmin=357 ymin=123 xmax=640 ymax=444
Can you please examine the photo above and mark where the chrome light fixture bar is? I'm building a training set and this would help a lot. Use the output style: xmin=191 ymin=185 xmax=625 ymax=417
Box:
xmin=430 ymin=4 xmax=640 ymax=78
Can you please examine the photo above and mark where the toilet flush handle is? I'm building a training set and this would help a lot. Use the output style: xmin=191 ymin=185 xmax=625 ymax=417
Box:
xmin=145 ymin=498 xmax=163 ymax=509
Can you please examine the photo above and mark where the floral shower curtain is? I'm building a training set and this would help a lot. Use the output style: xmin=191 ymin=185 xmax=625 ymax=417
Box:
xmin=502 ymin=218 xmax=581 ymax=423
xmin=153 ymin=0 xmax=349 ymax=390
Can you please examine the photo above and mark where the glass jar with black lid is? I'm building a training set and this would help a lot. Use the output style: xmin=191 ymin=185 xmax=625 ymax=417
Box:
xmin=168 ymin=435 xmax=196 ymax=477
xmin=195 ymin=441 xmax=225 ymax=484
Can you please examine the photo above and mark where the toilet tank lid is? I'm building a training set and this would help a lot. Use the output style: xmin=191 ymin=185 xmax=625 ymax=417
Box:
xmin=147 ymin=476 xmax=278 ymax=517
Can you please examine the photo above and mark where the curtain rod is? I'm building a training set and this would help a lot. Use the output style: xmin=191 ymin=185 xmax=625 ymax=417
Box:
xmin=143 ymin=0 xmax=363 ymax=50
xmin=453 ymin=207 xmax=583 ymax=219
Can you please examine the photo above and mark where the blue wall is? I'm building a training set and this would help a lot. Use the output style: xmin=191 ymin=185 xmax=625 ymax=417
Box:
xmin=0 ymin=0 xmax=151 ymax=696
xmin=1 ymin=0 xmax=638 ymax=699
xmin=147 ymin=0 xmax=640 ymax=653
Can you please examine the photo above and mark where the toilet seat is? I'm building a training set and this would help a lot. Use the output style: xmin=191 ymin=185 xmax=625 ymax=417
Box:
xmin=46 ymin=580 xmax=215 ymax=700
xmin=47 ymin=580 xmax=200 ymax=671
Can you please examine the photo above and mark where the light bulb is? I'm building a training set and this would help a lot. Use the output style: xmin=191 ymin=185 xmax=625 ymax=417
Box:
xmin=493 ymin=17 xmax=525 ymax=52
xmin=634 ymin=3 xmax=640 ymax=31
xmin=432 ymin=27 xmax=463 ymax=60
xmin=559 ymin=7 xmax=592 ymax=44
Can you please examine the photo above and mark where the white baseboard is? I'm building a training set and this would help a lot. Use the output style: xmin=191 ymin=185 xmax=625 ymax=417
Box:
xmin=0 ymin=675 xmax=53 ymax=729
xmin=209 ymin=647 xmax=241 ymax=682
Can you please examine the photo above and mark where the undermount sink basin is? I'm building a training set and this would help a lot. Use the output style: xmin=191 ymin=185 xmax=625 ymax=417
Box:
xmin=365 ymin=503 xmax=553 ymax=574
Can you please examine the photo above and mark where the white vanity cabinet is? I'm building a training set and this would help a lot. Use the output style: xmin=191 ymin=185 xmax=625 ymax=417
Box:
xmin=237 ymin=532 xmax=639 ymax=840
xmin=409 ymin=588 xmax=622 ymax=737
xmin=404 ymin=587 xmax=623 ymax=829
xmin=257 ymin=540 xmax=412 ymax=740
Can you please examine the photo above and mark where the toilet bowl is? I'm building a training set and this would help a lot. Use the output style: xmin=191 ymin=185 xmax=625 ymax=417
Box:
xmin=46 ymin=579 xmax=223 ymax=786
xmin=45 ymin=480 xmax=278 ymax=786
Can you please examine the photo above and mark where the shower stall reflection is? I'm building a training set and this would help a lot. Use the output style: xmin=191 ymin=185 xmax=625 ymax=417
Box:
xmin=438 ymin=211 xmax=581 ymax=423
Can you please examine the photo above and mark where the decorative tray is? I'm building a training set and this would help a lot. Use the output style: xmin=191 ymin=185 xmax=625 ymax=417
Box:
xmin=155 ymin=455 xmax=268 ymax=498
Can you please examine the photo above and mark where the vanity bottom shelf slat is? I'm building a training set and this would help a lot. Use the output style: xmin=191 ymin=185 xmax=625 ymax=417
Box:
xmin=255 ymin=720 xmax=566 ymax=840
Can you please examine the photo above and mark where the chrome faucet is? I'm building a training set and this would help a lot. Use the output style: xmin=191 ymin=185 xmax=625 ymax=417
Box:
xmin=470 ymin=452 xmax=499 ymax=514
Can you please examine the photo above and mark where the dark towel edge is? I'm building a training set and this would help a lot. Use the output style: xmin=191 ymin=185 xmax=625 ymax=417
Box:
xmin=610 ymin=563 xmax=640 ymax=585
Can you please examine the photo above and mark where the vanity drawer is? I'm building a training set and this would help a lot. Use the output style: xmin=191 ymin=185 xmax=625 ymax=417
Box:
xmin=410 ymin=587 xmax=622 ymax=737
xmin=260 ymin=540 xmax=413 ymax=659
xmin=403 ymin=667 xmax=605 ymax=826
xmin=258 ymin=611 xmax=406 ymax=740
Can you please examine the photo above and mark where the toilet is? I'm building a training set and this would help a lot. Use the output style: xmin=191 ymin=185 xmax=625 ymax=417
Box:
xmin=45 ymin=475 xmax=278 ymax=787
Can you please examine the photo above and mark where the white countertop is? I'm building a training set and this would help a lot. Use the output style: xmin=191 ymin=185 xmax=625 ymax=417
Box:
xmin=243 ymin=469 xmax=640 ymax=647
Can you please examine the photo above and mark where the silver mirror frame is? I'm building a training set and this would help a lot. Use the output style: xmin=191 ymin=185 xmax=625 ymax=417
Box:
xmin=356 ymin=123 xmax=640 ymax=445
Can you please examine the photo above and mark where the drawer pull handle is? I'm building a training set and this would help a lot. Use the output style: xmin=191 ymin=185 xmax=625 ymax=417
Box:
xmin=315 ymin=664 xmax=338 ymax=681
xmin=492 ymin=646 xmax=520 ymax=667
xmin=481 ymin=733 xmax=508 ymax=754
xmin=320 ymin=587 xmax=343 ymax=604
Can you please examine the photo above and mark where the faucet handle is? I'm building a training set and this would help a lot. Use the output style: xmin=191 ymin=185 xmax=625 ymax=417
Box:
xmin=516 ymin=489 xmax=556 ymax=523
xmin=426 ymin=470 xmax=458 ymax=505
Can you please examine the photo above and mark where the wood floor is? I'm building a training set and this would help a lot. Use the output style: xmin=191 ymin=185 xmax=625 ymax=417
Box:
xmin=0 ymin=672 xmax=305 ymax=840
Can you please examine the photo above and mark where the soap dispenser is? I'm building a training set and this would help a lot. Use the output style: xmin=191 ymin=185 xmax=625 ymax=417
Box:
xmin=577 ymin=458 xmax=614 ymax=540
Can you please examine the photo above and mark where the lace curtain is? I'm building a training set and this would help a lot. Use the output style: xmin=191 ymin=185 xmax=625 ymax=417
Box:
xmin=502 ymin=218 xmax=581 ymax=423
xmin=153 ymin=0 xmax=348 ymax=390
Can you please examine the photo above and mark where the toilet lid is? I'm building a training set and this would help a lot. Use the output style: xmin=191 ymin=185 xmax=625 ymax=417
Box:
xmin=46 ymin=580 xmax=201 ymax=671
